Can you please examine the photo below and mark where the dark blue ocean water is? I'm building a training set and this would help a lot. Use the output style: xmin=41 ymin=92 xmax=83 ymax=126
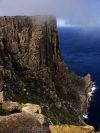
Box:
xmin=58 ymin=27 xmax=100 ymax=131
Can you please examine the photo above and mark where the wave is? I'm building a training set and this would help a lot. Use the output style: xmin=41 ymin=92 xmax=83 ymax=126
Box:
xmin=83 ymin=82 xmax=97 ymax=119
xmin=88 ymin=83 xmax=97 ymax=98
xmin=83 ymin=114 xmax=88 ymax=119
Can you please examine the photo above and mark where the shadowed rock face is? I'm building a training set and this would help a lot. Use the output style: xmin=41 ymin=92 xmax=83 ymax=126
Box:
xmin=0 ymin=16 xmax=93 ymax=125
xmin=0 ymin=16 xmax=60 ymax=71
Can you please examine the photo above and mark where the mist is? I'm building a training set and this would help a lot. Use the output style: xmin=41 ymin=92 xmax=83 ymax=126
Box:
xmin=0 ymin=0 xmax=100 ymax=26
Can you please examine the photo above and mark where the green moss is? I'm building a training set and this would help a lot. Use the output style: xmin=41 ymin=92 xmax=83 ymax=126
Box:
xmin=1 ymin=60 xmax=85 ymax=126
xmin=2 ymin=71 xmax=83 ymax=125
xmin=42 ymin=105 xmax=82 ymax=126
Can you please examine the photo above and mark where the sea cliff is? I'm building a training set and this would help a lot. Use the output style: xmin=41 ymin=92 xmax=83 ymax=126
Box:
xmin=0 ymin=15 xmax=93 ymax=125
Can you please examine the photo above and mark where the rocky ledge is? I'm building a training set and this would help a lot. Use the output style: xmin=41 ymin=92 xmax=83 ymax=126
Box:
xmin=50 ymin=125 xmax=100 ymax=133
xmin=0 ymin=100 xmax=98 ymax=133
xmin=0 ymin=15 xmax=93 ymax=126
xmin=0 ymin=101 xmax=50 ymax=133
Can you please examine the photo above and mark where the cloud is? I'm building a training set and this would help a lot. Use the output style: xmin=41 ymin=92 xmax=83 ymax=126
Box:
xmin=0 ymin=0 xmax=100 ymax=26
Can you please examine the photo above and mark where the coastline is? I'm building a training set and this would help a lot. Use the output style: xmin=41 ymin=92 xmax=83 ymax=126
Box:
xmin=83 ymin=82 xmax=97 ymax=120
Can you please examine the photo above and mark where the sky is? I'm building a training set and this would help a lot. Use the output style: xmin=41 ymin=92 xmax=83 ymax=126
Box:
xmin=0 ymin=0 xmax=100 ymax=27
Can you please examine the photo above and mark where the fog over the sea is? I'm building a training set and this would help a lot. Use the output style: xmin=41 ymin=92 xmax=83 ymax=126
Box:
xmin=0 ymin=0 xmax=100 ymax=26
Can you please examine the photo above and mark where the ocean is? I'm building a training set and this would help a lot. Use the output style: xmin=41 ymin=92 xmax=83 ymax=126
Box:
xmin=58 ymin=27 xmax=100 ymax=131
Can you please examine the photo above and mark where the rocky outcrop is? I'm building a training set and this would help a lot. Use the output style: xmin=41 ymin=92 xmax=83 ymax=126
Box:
xmin=21 ymin=103 xmax=42 ymax=114
xmin=50 ymin=125 xmax=94 ymax=133
xmin=0 ymin=15 xmax=93 ymax=125
xmin=80 ymin=74 xmax=93 ymax=115
xmin=2 ymin=101 xmax=21 ymax=112
xmin=0 ymin=101 xmax=50 ymax=133
xmin=0 ymin=100 xmax=98 ymax=133
xmin=21 ymin=103 xmax=47 ymax=125
xmin=1 ymin=101 xmax=48 ymax=125
xmin=0 ymin=112 xmax=50 ymax=133
xmin=0 ymin=101 xmax=97 ymax=133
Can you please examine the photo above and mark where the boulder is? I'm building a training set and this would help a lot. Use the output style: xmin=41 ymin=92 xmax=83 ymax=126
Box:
xmin=2 ymin=102 xmax=21 ymax=112
xmin=21 ymin=103 xmax=41 ymax=114
xmin=1 ymin=101 xmax=48 ymax=126
xmin=33 ymin=113 xmax=48 ymax=126
xmin=0 ymin=112 xmax=50 ymax=133
xmin=21 ymin=103 xmax=48 ymax=126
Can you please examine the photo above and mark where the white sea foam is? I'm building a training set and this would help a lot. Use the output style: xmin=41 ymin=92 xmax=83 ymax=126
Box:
xmin=83 ymin=114 xmax=88 ymax=119
xmin=88 ymin=83 xmax=97 ymax=97
xmin=83 ymin=82 xmax=97 ymax=119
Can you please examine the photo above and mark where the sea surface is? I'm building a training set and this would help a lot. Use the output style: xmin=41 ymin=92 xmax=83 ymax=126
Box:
xmin=58 ymin=27 xmax=100 ymax=131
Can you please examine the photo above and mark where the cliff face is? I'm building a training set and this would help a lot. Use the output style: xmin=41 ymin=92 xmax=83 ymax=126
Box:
xmin=0 ymin=16 xmax=93 ymax=125
xmin=0 ymin=16 xmax=60 ymax=71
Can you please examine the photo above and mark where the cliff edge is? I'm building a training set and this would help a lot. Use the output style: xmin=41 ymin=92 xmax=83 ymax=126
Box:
xmin=0 ymin=16 xmax=93 ymax=125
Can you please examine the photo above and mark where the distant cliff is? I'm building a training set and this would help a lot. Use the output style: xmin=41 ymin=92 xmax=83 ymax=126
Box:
xmin=0 ymin=16 xmax=93 ymax=125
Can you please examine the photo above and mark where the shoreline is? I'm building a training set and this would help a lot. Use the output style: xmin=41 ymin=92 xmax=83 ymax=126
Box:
xmin=83 ymin=82 xmax=97 ymax=119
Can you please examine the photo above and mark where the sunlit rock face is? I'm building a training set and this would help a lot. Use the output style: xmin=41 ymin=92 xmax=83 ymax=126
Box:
xmin=50 ymin=125 xmax=94 ymax=133
xmin=0 ymin=16 xmax=93 ymax=125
